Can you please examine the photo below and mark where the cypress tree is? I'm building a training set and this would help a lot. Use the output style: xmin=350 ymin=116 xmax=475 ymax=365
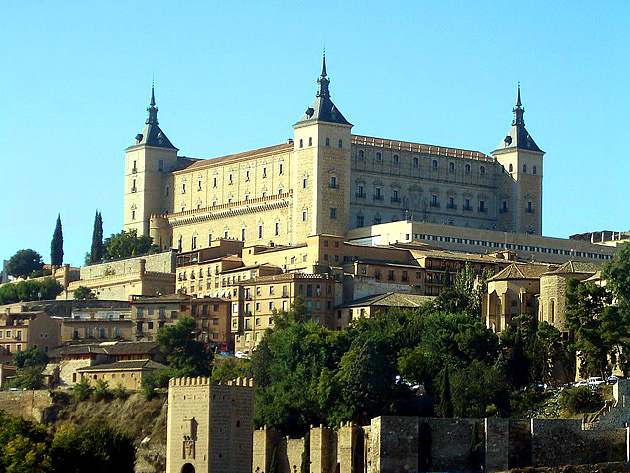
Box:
xmin=51 ymin=214 xmax=64 ymax=266
xmin=90 ymin=210 xmax=103 ymax=263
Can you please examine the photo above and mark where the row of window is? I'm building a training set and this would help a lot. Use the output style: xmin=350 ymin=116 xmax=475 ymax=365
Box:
xmin=412 ymin=233 xmax=613 ymax=259
xmin=129 ymin=159 xmax=164 ymax=173
xmin=298 ymin=137 xmax=344 ymax=148
xmin=507 ymin=163 xmax=537 ymax=174
xmin=356 ymin=150 xmax=491 ymax=174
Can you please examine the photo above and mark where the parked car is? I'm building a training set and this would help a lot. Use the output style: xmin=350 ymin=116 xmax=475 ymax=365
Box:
xmin=587 ymin=376 xmax=605 ymax=387
xmin=606 ymin=375 xmax=620 ymax=385
xmin=573 ymin=380 xmax=588 ymax=387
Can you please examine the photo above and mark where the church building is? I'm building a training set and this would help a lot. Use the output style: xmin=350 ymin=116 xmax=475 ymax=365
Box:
xmin=123 ymin=56 xmax=544 ymax=252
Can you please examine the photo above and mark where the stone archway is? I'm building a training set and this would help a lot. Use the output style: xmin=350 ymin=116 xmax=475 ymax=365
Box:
xmin=181 ymin=463 xmax=195 ymax=473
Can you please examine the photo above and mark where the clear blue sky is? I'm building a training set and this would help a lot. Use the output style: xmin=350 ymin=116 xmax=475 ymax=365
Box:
xmin=1 ymin=1 xmax=628 ymax=267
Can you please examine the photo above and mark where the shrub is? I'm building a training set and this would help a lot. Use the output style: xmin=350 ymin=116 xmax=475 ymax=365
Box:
xmin=559 ymin=386 xmax=603 ymax=414
xmin=92 ymin=379 xmax=110 ymax=402
xmin=112 ymin=384 xmax=128 ymax=400
xmin=73 ymin=378 xmax=93 ymax=401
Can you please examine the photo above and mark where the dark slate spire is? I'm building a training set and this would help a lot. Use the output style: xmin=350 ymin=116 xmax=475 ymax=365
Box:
xmin=146 ymin=83 xmax=159 ymax=125
xmin=295 ymin=54 xmax=351 ymax=126
xmin=494 ymin=84 xmax=542 ymax=153
xmin=129 ymin=83 xmax=176 ymax=149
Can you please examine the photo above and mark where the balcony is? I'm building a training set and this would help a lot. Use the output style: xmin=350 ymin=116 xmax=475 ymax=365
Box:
xmin=329 ymin=183 xmax=338 ymax=189
xmin=499 ymin=208 xmax=508 ymax=214
xmin=430 ymin=202 xmax=440 ymax=208
xmin=390 ymin=197 xmax=400 ymax=203
xmin=463 ymin=205 xmax=473 ymax=212
xmin=447 ymin=204 xmax=457 ymax=210
xmin=478 ymin=207 xmax=488 ymax=213
xmin=373 ymin=195 xmax=384 ymax=201
xmin=132 ymin=167 xmax=137 ymax=174
xmin=131 ymin=187 xmax=137 ymax=193
xmin=355 ymin=193 xmax=366 ymax=199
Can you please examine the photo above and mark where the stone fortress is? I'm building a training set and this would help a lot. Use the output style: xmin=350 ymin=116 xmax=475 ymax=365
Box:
xmin=165 ymin=375 xmax=630 ymax=473
xmin=124 ymin=55 xmax=545 ymax=254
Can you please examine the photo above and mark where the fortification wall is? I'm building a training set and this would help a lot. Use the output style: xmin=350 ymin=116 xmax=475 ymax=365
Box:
xmin=0 ymin=390 xmax=54 ymax=423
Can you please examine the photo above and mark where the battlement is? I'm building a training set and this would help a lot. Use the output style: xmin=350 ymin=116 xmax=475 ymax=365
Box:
xmin=168 ymin=376 xmax=254 ymax=388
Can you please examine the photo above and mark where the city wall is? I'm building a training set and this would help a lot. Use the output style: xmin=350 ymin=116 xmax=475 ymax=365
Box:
xmin=253 ymin=416 xmax=630 ymax=473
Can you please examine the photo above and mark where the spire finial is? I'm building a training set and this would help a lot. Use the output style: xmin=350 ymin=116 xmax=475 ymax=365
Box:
xmin=146 ymin=81 xmax=158 ymax=125
xmin=516 ymin=82 xmax=522 ymax=107
xmin=512 ymin=83 xmax=524 ymax=126
xmin=317 ymin=53 xmax=330 ymax=98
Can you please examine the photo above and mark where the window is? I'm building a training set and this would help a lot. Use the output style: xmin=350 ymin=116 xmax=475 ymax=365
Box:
xmin=392 ymin=189 xmax=399 ymax=202
xmin=213 ymin=176 xmax=217 ymax=188
xmin=533 ymin=165 xmax=537 ymax=175
xmin=449 ymin=162 xmax=455 ymax=173
xmin=182 ymin=182 xmax=186 ymax=193
xmin=258 ymin=224 xmax=263 ymax=239
xmin=480 ymin=166 xmax=485 ymax=175
xmin=197 ymin=178 xmax=202 ymax=191
xmin=374 ymin=187 xmax=382 ymax=200
xmin=158 ymin=160 xmax=163 ymax=171
xmin=358 ymin=150 xmax=364 ymax=158
xmin=191 ymin=235 xmax=197 ymax=249
xmin=262 ymin=165 xmax=267 ymax=178
xmin=132 ymin=160 xmax=137 ymax=171
xmin=501 ymin=200 xmax=508 ymax=213
xmin=299 ymin=139 xmax=303 ymax=148
xmin=527 ymin=201 xmax=533 ymax=213
xmin=303 ymin=177 xmax=308 ymax=188
xmin=523 ymin=164 xmax=527 ymax=173
xmin=245 ymin=169 xmax=250 ymax=181
xmin=165 ymin=186 xmax=169 ymax=197
xmin=338 ymin=139 xmax=342 ymax=148
xmin=432 ymin=160 xmax=438 ymax=169
xmin=244 ymin=191 xmax=249 ymax=201
xmin=302 ymin=209 xmax=308 ymax=221
xmin=241 ymin=227 xmax=246 ymax=241
xmin=131 ymin=208 xmax=136 ymax=220
xmin=275 ymin=222 xmax=279 ymax=236
xmin=479 ymin=200 xmax=486 ymax=212
xmin=325 ymin=138 xmax=330 ymax=147
xmin=448 ymin=196 xmax=455 ymax=209
xmin=330 ymin=207 xmax=336 ymax=219
xmin=413 ymin=157 xmax=419 ymax=167
xmin=509 ymin=163 xmax=513 ymax=172
xmin=330 ymin=176 xmax=337 ymax=188
xmin=356 ymin=184 xmax=364 ymax=197
xmin=308 ymin=137 xmax=312 ymax=147
xmin=376 ymin=152 xmax=382 ymax=162
xmin=278 ymin=187 xmax=283 ymax=194
xmin=279 ymin=162 xmax=283 ymax=175
xmin=393 ymin=154 xmax=399 ymax=165
xmin=261 ymin=190 xmax=266 ymax=198
xmin=464 ymin=198 xmax=471 ymax=211
xmin=224 ymin=229 xmax=229 ymax=238
xmin=356 ymin=215 xmax=364 ymax=227
xmin=431 ymin=194 xmax=438 ymax=206
xmin=228 ymin=172 xmax=233 ymax=184
xmin=465 ymin=164 xmax=470 ymax=173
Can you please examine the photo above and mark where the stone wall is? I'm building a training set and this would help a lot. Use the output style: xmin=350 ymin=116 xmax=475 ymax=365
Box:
xmin=80 ymin=251 xmax=176 ymax=280
xmin=251 ymin=416 xmax=630 ymax=473
xmin=0 ymin=390 xmax=54 ymax=423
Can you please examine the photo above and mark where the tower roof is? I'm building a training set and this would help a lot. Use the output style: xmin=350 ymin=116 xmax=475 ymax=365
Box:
xmin=295 ymin=54 xmax=352 ymax=127
xmin=494 ymin=85 xmax=542 ymax=154
xmin=129 ymin=85 xmax=176 ymax=149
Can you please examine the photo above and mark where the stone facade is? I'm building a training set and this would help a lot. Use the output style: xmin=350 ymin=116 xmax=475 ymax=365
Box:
xmin=166 ymin=376 xmax=254 ymax=473
xmin=124 ymin=58 xmax=546 ymax=257
xmin=252 ymin=416 xmax=630 ymax=473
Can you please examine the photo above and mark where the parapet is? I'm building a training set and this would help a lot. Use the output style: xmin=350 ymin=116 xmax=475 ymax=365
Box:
xmin=168 ymin=376 xmax=254 ymax=388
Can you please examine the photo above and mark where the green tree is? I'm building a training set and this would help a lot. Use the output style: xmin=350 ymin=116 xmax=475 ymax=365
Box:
xmin=50 ymin=214 xmax=63 ymax=267
xmin=73 ymin=286 xmax=96 ymax=300
xmin=92 ymin=379 xmax=110 ymax=402
xmin=6 ymin=249 xmax=44 ymax=279
xmin=12 ymin=348 xmax=48 ymax=369
xmin=451 ymin=360 xmax=510 ymax=418
xmin=13 ymin=278 xmax=63 ymax=302
xmin=565 ymin=278 xmax=623 ymax=378
xmin=50 ymin=423 xmax=135 ymax=473
xmin=0 ymin=284 xmax=18 ymax=305
xmin=10 ymin=366 xmax=45 ymax=390
xmin=103 ymin=229 xmax=158 ymax=260
xmin=602 ymin=241 xmax=630 ymax=314
xmin=211 ymin=357 xmax=250 ymax=384
xmin=89 ymin=210 xmax=104 ymax=264
xmin=0 ymin=412 xmax=51 ymax=473
xmin=439 ymin=365 xmax=454 ymax=418
xmin=73 ymin=378 xmax=93 ymax=401
xmin=157 ymin=317 xmax=213 ymax=375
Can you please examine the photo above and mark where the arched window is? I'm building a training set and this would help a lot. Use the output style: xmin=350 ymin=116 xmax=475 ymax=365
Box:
xmin=393 ymin=154 xmax=399 ymax=165
xmin=376 ymin=152 xmax=382 ymax=162
xmin=338 ymin=139 xmax=342 ymax=148
xmin=302 ymin=176 xmax=308 ymax=189
xmin=449 ymin=162 xmax=455 ymax=173
xmin=480 ymin=165 xmax=485 ymax=175
xmin=523 ymin=164 xmax=527 ymax=173
xmin=299 ymin=139 xmax=303 ymax=148
xmin=533 ymin=165 xmax=537 ymax=175
xmin=432 ymin=160 xmax=438 ymax=169
xmin=358 ymin=150 xmax=364 ymax=158
xmin=330 ymin=176 xmax=337 ymax=188
xmin=258 ymin=224 xmax=263 ymax=239
xmin=413 ymin=157 xmax=419 ymax=167
xmin=325 ymin=138 xmax=330 ymax=147
xmin=465 ymin=164 xmax=471 ymax=173
xmin=308 ymin=137 xmax=313 ymax=146
xmin=509 ymin=163 xmax=513 ymax=172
